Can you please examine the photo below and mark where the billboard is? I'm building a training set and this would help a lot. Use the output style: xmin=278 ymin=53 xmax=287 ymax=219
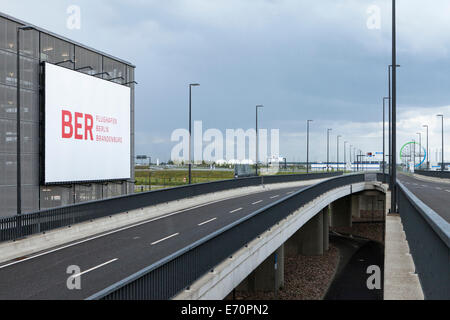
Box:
xmin=44 ymin=62 xmax=131 ymax=183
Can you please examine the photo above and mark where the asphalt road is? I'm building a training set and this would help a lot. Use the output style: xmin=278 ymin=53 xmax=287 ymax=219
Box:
xmin=398 ymin=173 xmax=450 ymax=222
xmin=0 ymin=184 xmax=309 ymax=300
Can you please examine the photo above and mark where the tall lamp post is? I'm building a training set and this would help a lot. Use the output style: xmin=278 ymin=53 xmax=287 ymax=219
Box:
xmin=383 ymin=97 xmax=389 ymax=174
xmin=256 ymin=105 xmax=264 ymax=175
xmin=344 ymin=141 xmax=348 ymax=172
xmin=337 ymin=135 xmax=341 ymax=172
xmin=416 ymin=132 xmax=422 ymax=168
xmin=306 ymin=120 xmax=313 ymax=173
xmin=437 ymin=114 xmax=444 ymax=171
xmin=423 ymin=124 xmax=429 ymax=169
xmin=16 ymin=25 xmax=35 ymax=216
xmin=388 ymin=64 xmax=400 ymax=191
xmin=350 ymin=145 xmax=353 ymax=171
xmin=327 ymin=129 xmax=332 ymax=172
xmin=188 ymin=83 xmax=200 ymax=184
xmin=391 ymin=0 xmax=398 ymax=212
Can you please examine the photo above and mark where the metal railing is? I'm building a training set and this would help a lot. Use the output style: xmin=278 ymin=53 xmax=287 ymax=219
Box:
xmin=0 ymin=172 xmax=342 ymax=242
xmin=397 ymin=182 xmax=450 ymax=299
xmin=414 ymin=170 xmax=450 ymax=180
xmin=87 ymin=173 xmax=367 ymax=300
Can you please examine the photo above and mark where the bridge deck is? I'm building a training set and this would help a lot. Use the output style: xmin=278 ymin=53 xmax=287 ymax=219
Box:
xmin=0 ymin=185 xmax=307 ymax=300
xmin=398 ymin=173 xmax=450 ymax=222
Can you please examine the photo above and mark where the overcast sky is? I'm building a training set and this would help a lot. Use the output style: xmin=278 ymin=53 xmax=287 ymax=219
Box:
xmin=2 ymin=0 xmax=450 ymax=163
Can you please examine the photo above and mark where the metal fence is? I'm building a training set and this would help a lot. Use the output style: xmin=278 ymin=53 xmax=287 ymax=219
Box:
xmin=0 ymin=172 xmax=342 ymax=242
xmin=397 ymin=182 xmax=450 ymax=299
xmin=414 ymin=170 xmax=450 ymax=180
xmin=87 ymin=173 xmax=366 ymax=300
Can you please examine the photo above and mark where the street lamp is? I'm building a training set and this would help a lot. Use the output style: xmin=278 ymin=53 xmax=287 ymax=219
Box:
xmin=256 ymin=105 xmax=264 ymax=175
xmin=327 ymin=129 xmax=332 ymax=172
xmin=437 ymin=114 xmax=444 ymax=171
xmin=388 ymin=64 xmax=401 ymax=175
xmin=306 ymin=120 xmax=313 ymax=173
xmin=383 ymin=97 xmax=390 ymax=174
xmin=16 ymin=25 xmax=35 ymax=216
xmin=416 ymin=132 xmax=422 ymax=168
xmin=390 ymin=0 xmax=399 ymax=212
xmin=350 ymin=145 xmax=353 ymax=171
xmin=344 ymin=141 xmax=348 ymax=172
xmin=423 ymin=124 xmax=429 ymax=169
xmin=188 ymin=83 xmax=200 ymax=184
xmin=337 ymin=135 xmax=342 ymax=172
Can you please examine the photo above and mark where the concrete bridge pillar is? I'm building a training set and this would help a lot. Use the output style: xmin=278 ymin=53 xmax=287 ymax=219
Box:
xmin=237 ymin=245 xmax=284 ymax=292
xmin=322 ymin=206 xmax=330 ymax=252
xmin=360 ymin=191 xmax=386 ymax=218
xmin=330 ymin=196 xmax=352 ymax=227
xmin=351 ymin=195 xmax=360 ymax=218
xmin=285 ymin=210 xmax=324 ymax=256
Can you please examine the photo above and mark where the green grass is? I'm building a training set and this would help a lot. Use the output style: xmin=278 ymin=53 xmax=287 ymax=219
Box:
xmin=135 ymin=169 xmax=234 ymax=187
xmin=133 ymin=168 xmax=344 ymax=193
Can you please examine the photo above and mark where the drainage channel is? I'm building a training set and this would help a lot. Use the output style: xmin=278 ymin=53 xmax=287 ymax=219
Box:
xmin=324 ymin=233 xmax=384 ymax=300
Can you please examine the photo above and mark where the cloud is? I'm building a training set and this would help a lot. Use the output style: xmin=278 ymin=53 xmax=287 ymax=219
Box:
xmin=2 ymin=1 xmax=450 ymax=161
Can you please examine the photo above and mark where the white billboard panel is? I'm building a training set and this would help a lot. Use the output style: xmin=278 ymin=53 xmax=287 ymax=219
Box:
xmin=44 ymin=62 xmax=131 ymax=183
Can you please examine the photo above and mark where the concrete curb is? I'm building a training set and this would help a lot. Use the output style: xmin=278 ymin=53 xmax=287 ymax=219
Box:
xmin=384 ymin=214 xmax=424 ymax=300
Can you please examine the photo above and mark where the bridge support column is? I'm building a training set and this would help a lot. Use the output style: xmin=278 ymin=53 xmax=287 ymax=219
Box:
xmin=351 ymin=195 xmax=360 ymax=218
xmin=330 ymin=196 xmax=352 ymax=227
xmin=285 ymin=210 xmax=324 ymax=256
xmin=237 ymin=245 xmax=284 ymax=292
xmin=323 ymin=206 xmax=330 ymax=252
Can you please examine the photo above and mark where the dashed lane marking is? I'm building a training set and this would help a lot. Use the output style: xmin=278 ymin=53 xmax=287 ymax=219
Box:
xmin=151 ymin=233 xmax=179 ymax=246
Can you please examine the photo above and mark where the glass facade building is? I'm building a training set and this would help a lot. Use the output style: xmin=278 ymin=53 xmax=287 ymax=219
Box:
xmin=0 ymin=12 xmax=135 ymax=217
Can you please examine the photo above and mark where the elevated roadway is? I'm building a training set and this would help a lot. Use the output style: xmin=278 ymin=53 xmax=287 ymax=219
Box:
xmin=0 ymin=185 xmax=307 ymax=300
xmin=398 ymin=173 xmax=450 ymax=222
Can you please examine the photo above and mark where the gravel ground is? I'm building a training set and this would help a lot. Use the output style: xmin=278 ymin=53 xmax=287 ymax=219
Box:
xmin=228 ymin=244 xmax=340 ymax=300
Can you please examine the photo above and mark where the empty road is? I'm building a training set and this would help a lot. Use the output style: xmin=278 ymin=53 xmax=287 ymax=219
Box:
xmin=398 ymin=173 xmax=450 ymax=222
xmin=0 ymin=184 xmax=310 ymax=300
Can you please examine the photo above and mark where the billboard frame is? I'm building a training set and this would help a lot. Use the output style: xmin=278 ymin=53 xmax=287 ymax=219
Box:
xmin=40 ymin=62 xmax=132 ymax=185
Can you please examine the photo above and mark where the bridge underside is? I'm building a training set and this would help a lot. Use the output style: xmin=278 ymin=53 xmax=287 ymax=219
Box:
xmin=174 ymin=181 xmax=387 ymax=300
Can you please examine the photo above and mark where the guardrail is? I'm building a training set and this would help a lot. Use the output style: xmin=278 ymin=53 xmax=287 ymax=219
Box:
xmin=87 ymin=173 xmax=369 ymax=300
xmin=397 ymin=182 xmax=450 ymax=299
xmin=414 ymin=169 xmax=450 ymax=179
xmin=0 ymin=172 xmax=342 ymax=243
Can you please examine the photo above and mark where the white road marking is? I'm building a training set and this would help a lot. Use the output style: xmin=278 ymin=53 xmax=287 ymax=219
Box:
xmin=286 ymin=191 xmax=294 ymax=195
xmin=0 ymin=186 xmax=307 ymax=269
xmin=151 ymin=233 xmax=179 ymax=245
xmin=270 ymin=195 xmax=280 ymax=199
xmin=421 ymin=185 xmax=427 ymax=187
xmin=230 ymin=208 xmax=243 ymax=214
xmin=69 ymin=258 xmax=118 ymax=279
xmin=446 ymin=190 xmax=450 ymax=193
xmin=252 ymin=200 xmax=263 ymax=205
xmin=436 ymin=187 xmax=442 ymax=190
xmin=0 ymin=192 xmax=265 ymax=269
xmin=198 ymin=218 xmax=217 ymax=226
